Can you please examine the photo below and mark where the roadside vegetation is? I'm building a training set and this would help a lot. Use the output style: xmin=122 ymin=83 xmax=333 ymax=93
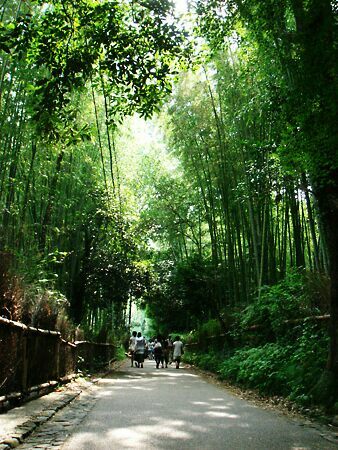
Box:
xmin=183 ymin=272 xmax=332 ymax=410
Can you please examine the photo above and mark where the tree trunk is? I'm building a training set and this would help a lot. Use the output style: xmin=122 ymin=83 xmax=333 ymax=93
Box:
xmin=315 ymin=180 xmax=338 ymax=384
xmin=39 ymin=149 xmax=64 ymax=252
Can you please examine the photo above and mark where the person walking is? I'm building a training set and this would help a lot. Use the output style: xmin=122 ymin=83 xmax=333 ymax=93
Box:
xmin=134 ymin=332 xmax=146 ymax=368
xmin=153 ymin=338 xmax=164 ymax=369
xmin=148 ymin=340 xmax=154 ymax=360
xmin=173 ymin=336 xmax=184 ymax=369
xmin=128 ymin=330 xmax=137 ymax=367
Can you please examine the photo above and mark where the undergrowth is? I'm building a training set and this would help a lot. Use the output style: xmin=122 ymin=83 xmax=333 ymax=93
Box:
xmin=185 ymin=322 xmax=328 ymax=405
xmin=183 ymin=272 xmax=331 ymax=407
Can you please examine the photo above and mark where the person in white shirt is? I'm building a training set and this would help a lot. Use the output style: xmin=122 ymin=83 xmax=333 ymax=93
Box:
xmin=128 ymin=330 xmax=137 ymax=367
xmin=173 ymin=336 xmax=184 ymax=369
xmin=134 ymin=332 xmax=146 ymax=368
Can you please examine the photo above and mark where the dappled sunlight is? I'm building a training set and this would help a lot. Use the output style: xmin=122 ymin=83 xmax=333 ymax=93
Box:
xmin=152 ymin=402 xmax=166 ymax=408
xmin=205 ymin=411 xmax=239 ymax=419
xmin=130 ymin=386 xmax=154 ymax=391
xmin=291 ymin=447 xmax=311 ymax=450
xmin=88 ymin=422 xmax=190 ymax=449
xmin=101 ymin=385 xmax=124 ymax=390
xmin=209 ymin=405 xmax=229 ymax=410
xmin=99 ymin=378 xmax=116 ymax=384
xmin=64 ymin=418 xmax=194 ymax=449
xmin=145 ymin=371 xmax=198 ymax=379
xmin=61 ymin=362 xmax=331 ymax=450
xmin=96 ymin=390 xmax=113 ymax=397
xmin=190 ymin=424 xmax=209 ymax=433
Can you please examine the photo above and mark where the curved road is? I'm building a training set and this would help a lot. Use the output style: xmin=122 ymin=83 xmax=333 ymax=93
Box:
xmin=61 ymin=360 xmax=337 ymax=450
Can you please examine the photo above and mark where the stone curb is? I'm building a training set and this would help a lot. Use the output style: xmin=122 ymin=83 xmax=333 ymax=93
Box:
xmin=0 ymin=376 xmax=78 ymax=414
xmin=0 ymin=362 xmax=124 ymax=450
xmin=0 ymin=390 xmax=82 ymax=449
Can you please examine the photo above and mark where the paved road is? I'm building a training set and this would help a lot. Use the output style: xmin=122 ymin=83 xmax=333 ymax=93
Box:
xmin=59 ymin=359 xmax=337 ymax=450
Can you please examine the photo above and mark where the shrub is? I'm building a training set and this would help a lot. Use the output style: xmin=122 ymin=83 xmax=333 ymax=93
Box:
xmin=184 ymin=272 xmax=330 ymax=406
xmin=198 ymin=319 xmax=222 ymax=338
xmin=240 ymin=271 xmax=316 ymax=337
xmin=285 ymin=322 xmax=329 ymax=403
xmin=218 ymin=343 xmax=292 ymax=395
xmin=218 ymin=321 xmax=329 ymax=403
xmin=184 ymin=350 xmax=222 ymax=372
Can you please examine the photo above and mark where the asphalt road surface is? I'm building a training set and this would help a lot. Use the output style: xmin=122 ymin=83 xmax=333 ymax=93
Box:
xmin=61 ymin=359 xmax=337 ymax=450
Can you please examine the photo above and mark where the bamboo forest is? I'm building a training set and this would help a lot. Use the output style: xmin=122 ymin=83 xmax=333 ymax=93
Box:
xmin=0 ymin=0 xmax=337 ymax=414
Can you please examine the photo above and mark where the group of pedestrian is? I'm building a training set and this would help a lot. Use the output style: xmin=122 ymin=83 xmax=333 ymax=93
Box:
xmin=153 ymin=335 xmax=171 ymax=369
xmin=127 ymin=331 xmax=184 ymax=369
xmin=127 ymin=331 xmax=146 ymax=368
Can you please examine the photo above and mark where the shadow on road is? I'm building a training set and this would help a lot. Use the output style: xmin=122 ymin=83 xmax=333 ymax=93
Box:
xmin=61 ymin=360 xmax=335 ymax=450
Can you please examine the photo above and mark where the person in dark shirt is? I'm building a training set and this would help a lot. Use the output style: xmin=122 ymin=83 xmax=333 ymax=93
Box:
xmin=153 ymin=337 xmax=164 ymax=369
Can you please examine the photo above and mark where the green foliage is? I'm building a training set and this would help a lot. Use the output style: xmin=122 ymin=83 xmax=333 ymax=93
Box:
xmin=2 ymin=0 xmax=189 ymax=132
xmin=240 ymin=271 xmax=316 ymax=336
xmin=218 ymin=322 xmax=329 ymax=403
xmin=184 ymin=349 xmax=222 ymax=373
xmin=197 ymin=319 xmax=222 ymax=339
xmin=194 ymin=0 xmax=337 ymax=383
xmin=286 ymin=323 xmax=329 ymax=403
xmin=143 ymin=254 xmax=225 ymax=333
xmin=186 ymin=321 xmax=329 ymax=405
xmin=183 ymin=273 xmax=330 ymax=405
xmin=0 ymin=0 xmax=191 ymax=345
xmin=184 ymin=320 xmax=223 ymax=348
xmin=22 ymin=283 xmax=69 ymax=329
xmin=219 ymin=343 xmax=293 ymax=395
xmin=115 ymin=345 xmax=127 ymax=361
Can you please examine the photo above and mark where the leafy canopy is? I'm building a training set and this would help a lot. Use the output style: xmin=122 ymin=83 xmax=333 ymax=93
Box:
xmin=2 ymin=0 xmax=190 ymax=132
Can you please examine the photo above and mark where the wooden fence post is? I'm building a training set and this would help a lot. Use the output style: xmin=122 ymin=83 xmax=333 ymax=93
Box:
xmin=56 ymin=338 xmax=60 ymax=380
xmin=21 ymin=330 xmax=28 ymax=392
